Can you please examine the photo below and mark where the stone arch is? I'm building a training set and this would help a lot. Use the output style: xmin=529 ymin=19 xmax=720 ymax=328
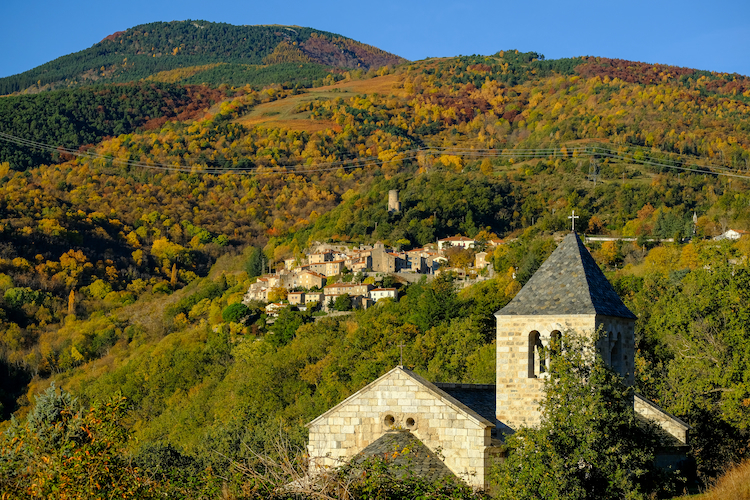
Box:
xmin=528 ymin=331 xmax=545 ymax=378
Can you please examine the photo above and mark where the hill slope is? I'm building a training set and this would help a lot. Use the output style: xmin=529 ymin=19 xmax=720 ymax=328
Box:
xmin=0 ymin=20 xmax=406 ymax=94
xmin=1 ymin=46 xmax=750 ymax=495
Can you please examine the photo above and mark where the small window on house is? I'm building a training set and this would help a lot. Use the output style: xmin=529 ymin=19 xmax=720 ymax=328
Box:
xmin=384 ymin=415 xmax=395 ymax=426
xmin=406 ymin=417 xmax=415 ymax=428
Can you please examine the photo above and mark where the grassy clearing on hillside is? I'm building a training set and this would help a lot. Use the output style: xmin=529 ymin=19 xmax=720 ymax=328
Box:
xmin=235 ymin=74 xmax=405 ymax=131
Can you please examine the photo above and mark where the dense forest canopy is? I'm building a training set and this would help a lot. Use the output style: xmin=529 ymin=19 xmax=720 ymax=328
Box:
xmin=1 ymin=26 xmax=750 ymax=497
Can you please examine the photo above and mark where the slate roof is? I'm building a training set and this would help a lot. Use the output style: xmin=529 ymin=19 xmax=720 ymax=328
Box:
xmin=352 ymin=430 xmax=456 ymax=482
xmin=435 ymin=383 xmax=511 ymax=437
xmin=497 ymin=232 xmax=636 ymax=319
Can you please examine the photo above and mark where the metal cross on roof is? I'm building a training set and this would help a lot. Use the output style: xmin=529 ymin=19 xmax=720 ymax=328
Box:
xmin=568 ymin=210 xmax=579 ymax=232
xmin=398 ymin=344 xmax=405 ymax=367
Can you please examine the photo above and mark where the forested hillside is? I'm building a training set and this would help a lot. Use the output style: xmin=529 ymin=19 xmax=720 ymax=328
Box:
xmin=1 ymin=39 xmax=750 ymax=497
xmin=0 ymin=21 xmax=406 ymax=94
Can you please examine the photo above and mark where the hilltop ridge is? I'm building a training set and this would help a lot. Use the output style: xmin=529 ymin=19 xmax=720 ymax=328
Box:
xmin=0 ymin=20 xmax=407 ymax=94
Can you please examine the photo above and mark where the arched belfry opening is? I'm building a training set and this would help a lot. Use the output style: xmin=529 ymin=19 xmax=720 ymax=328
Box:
xmin=495 ymin=232 xmax=638 ymax=429
xmin=529 ymin=330 xmax=563 ymax=378
xmin=528 ymin=331 xmax=545 ymax=378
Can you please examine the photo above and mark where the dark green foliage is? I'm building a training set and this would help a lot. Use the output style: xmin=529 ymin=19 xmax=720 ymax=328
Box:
xmin=494 ymin=331 xmax=671 ymax=499
xmin=410 ymin=273 xmax=459 ymax=332
xmin=222 ymin=302 xmax=250 ymax=323
xmin=429 ymin=51 xmax=579 ymax=90
xmin=180 ymin=62 xmax=338 ymax=89
xmin=131 ymin=442 xmax=219 ymax=498
xmin=333 ymin=293 xmax=353 ymax=311
xmin=266 ymin=307 xmax=309 ymax=347
xmin=3 ymin=287 xmax=44 ymax=310
xmin=635 ymin=263 xmax=750 ymax=480
xmin=459 ymin=278 xmax=512 ymax=338
xmin=245 ymin=246 xmax=267 ymax=278
xmin=381 ymin=274 xmax=397 ymax=289
xmin=491 ymin=236 xmax=556 ymax=278
xmin=289 ymin=171 xmax=517 ymax=249
xmin=652 ymin=210 xmax=691 ymax=240
xmin=0 ymin=82 xmax=223 ymax=169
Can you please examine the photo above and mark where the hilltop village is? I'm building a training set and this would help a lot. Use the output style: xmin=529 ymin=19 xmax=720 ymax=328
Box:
xmin=243 ymin=234 xmax=503 ymax=314
xmin=243 ymin=220 xmax=750 ymax=317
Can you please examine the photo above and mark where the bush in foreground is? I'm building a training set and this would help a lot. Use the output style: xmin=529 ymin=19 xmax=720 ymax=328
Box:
xmin=493 ymin=331 xmax=679 ymax=500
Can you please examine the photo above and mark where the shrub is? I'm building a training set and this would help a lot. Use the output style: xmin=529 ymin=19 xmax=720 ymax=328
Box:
xmin=493 ymin=330 xmax=675 ymax=499
xmin=222 ymin=302 xmax=250 ymax=323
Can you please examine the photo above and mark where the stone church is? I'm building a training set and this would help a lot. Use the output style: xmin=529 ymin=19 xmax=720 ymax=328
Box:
xmin=307 ymin=233 xmax=689 ymax=489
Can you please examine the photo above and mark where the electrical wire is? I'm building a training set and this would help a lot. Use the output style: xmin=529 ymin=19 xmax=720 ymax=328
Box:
xmin=0 ymin=129 xmax=748 ymax=180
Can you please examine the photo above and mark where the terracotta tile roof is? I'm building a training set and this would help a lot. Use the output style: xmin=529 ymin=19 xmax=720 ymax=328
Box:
xmin=300 ymin=270 xmax=325 ymax=278
xmin=324 ymin=283 xmax=359 ymax=288
xmin=438 ymin=235 xmax=474 ymax=242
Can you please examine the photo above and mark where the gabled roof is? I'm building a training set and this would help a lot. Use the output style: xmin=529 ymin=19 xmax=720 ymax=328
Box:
xmin=497 ymin=232 xmax=636 ymax=319
xmin=307 ymin=366 xmax=494 ymax=429
xmin=438 ymin=235 xmax=474 ymax=242
xmin=436 ymin=383 xmax=506 ymax=437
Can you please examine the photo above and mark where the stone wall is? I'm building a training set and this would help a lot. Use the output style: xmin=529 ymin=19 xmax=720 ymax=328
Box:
xmin=634 ymin=394 xmax=689 ymax=444
xmin=307 ymin=368 xmax=495 ymax=489
xmin=595 ymin=315 xmax=636 ymax=385
xmin=495 ymin=314 xmax=597 ymax=429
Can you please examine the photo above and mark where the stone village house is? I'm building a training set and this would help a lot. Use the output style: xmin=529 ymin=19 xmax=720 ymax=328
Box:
xmin=306 ymin=233 xmax=689 ymax=489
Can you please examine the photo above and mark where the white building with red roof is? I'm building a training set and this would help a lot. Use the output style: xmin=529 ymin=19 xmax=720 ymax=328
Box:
xmin=437 ymin=235 xmax=476 ymax=251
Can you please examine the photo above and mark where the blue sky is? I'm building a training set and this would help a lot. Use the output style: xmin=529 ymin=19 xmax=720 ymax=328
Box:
xmin=2 ymin=0 xmax=749 ymax=79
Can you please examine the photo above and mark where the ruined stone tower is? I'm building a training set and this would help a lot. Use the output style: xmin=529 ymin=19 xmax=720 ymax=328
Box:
xmin=494 ymin=232 xmax=637 ymax=430
xmin=387 ymin=189 xmax=401 ymax=213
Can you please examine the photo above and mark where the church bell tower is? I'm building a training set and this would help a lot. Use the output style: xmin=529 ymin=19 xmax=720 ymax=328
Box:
xmin=493 ymin=233 xmax=637 ymax=430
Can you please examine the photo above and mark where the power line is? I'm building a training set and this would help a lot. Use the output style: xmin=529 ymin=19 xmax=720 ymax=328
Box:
xmin=0 ymin=130 xmax=748 ymax=180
